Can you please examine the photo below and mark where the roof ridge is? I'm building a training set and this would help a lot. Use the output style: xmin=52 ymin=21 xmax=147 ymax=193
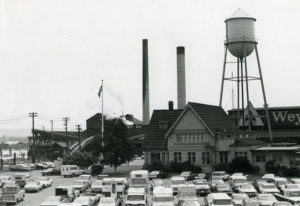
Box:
xmin=188 ymin=102 xmax=221 ymax=108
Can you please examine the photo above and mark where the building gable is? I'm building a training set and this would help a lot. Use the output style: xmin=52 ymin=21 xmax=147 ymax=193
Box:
xmin=173 ymin=108 xmax=206 ymax=131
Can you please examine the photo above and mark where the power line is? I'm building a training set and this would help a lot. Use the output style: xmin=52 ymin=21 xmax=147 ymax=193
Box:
xmin=75 ymin=124 xmax=82 ymax=152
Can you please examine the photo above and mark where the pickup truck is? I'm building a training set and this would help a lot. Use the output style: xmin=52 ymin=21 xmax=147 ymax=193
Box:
xmin=1 ymin=184 xmax=25 ymax=204
xmin=275 ymin=188 xmax=300 ymax=205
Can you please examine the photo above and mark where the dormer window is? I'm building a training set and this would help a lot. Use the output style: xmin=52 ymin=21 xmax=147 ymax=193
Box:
xmin=159 ymin=121 xmax=168 ymax=129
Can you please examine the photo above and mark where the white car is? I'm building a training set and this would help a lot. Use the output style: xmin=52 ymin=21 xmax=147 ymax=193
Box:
xmin=259 ymin=183 xmax=280 ymax=194
xmin=261 ymin=174 xmax=275 ymax=183
xmin=25 ymin=181 xmax=43 ymax=192
xmin=212 ymin=171 xmax=229 ymax=181
xmin=71 ymin=180 xmax=89 ymax=192
xmin=193 ymin=179 xmax=210 ymax=196
xmin=40 ymin=196 xmax=66 ymax=206
xmin=91 ymin=180 xmax=102 ymax=193
xmin=37 ymin=176 xmax=53 ymax=188
xmin=211 ymin=179 xmax=225 ymax=188
xmin=79 ymin=175 xmax=92 ymax=186
xmin=98 ymin=197 xmax=116 ymax=206
xmin=231 ymin=193 xmax=249 ymax=206
xmin=256 ymin=194 xmax=277 ymax=206
xmin=74 ymin=196 xmax=98 ymax=206
xmin=237 ymin=184 xmax=257 ymax=197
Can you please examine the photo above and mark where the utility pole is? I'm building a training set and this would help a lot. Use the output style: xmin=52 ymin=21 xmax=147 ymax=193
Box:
xmin=29 ymin=112 xmax=38 ymax=163
xmin=62 ymin=117 xmax=70 ymax=152
xmin=50 ymin=120 xmax=53 ymax=138
xmin=76 ymin=125 xmax=82 ymax=152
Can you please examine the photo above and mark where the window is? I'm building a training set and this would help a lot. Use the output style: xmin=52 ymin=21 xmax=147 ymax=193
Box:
xmin=272 ymin=154 xmax=283 ymax=162
xmin=188 ymin=152 xmax=196 ymax=163
xmin=162 ymin=153 xmax=166 ymax=163
xmin=256 ymin=154 xmax=266 ymax=163
xmin=202 ymin=152 xmax=210 ymax=165
xmin=219 ymin=152 xmax=228 ymax=163
xmin=235 ymin=152 xmax=248 ymax=159
xmin=159 ymin=121 xmax=168 ymax=129
xmin=174 ymin=152 xmax=182 ymax=162
xmin=150 ymin=153 xmax=160 ymax=163
xmin=176 ymin=135 xmax=182 ymax=143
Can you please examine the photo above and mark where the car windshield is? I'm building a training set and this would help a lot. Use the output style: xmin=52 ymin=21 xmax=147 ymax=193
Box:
xmin=241 ymin=184 xmax=253 ymax=189
xmin=181 ymin=172 xmax=190 ymax=176
xmin=150 ymin=171 xmax=159 ymax=175
xmin=171 ymin=180 xmax=185 ymax=185
xmin=93 ymin=181 xmax=102 ymax=186
xmin=194 ymin=182 xmax=207 ymax=185
xmin=183 ymin=201 xmax=200 ymax=206
xmin=217 ymin=184 xmax=229 ymax=190
xmin=75 ymin=197 xmax=90 ymax=203
xmin=234 ymin=179 xmax=247 ymax=183
xmin=233 ymin=194 xmax=248 ymax=200
xmin=213 ymin=200 xmax=232 ymax=205
xmin=46 ymin=196 xmax=61 ymax=202
xmin=290 ymin=191 xmax=300 ymax=197
xmin=262 ymin=184 xmax=276 ymax=189
xmin=37 ymin=177 xmax=49 ymax=181
xmin=127 ymin=195 xmax=144 ymax=201
xmin=153 ymin=196 xmax=173 ymax=202
xmin=131 ymin=179 xmax=146 ymax=185
xmin=101 ymin=198 xmax=115 ymax=203
xmin=259 ymin=196 xmax=275 ymax=201
xmin=277 ymin=181 xmax=287 ymax=185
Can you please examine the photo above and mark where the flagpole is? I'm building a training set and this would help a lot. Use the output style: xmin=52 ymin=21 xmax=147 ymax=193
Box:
xmin=101 ymin=80 xmax=104 ymax=147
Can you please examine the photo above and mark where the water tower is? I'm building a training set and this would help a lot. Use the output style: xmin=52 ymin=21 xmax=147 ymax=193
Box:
xmin=219 ymin=9 xmax=273 ymax=141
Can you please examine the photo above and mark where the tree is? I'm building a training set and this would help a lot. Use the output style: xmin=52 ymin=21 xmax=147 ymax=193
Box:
xmin=63 ymin=151 xmax=95 ymax=168
xmin=101 ymin=118 xmax=134 ymax=172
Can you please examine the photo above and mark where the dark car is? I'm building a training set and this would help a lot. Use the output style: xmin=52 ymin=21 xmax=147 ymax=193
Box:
xmin=35 ymin=163 xmax=48 ymax=170
xmin=41 ymin=168 xmax=60 ymax=176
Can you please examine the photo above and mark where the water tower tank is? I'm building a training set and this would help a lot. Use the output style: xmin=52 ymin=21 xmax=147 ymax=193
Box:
xmin=225 ymin=9 xmax=256 ymax=58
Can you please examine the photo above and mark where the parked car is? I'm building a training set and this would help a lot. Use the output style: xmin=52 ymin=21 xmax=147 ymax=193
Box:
xmin=261 ymin=174 xmax=275 ymax=183
xmin=272 ymin=202 xmax=292 ymax=206
xmin=149 ymin=171 xmax=168 ymax=180
xmin=35 ymin=163 xmax=48 ymax=170
xmin=0 ymin=176 xmax=12 ymax=188
xmin=98 ymin=197 xmax=116 ymax=206
xmin=41 ymin=168 xmax=61 ymax=176
xmin=237 ymin=184 xmax=257 ymax=197
xmin=231 ymin=193 xmax=249 ymax=206
xmin=195 ymin=173 xmax=208 ymax=180
xmin=273 ymin=178 xmax=288 ymax=191
xmin=207 ymin=193 xmax=233 ymax=206
xmin=36 ymin=176 xmax=53 ymax=188
xmin=13 ymin=173 xmax=33 ymax=187
xmin=9 ymin=164 xmax=31 ymax=172
xmin=24 ymin=181 xmax=43 ymax=192
xmin=215 ymin=183 xmax=233 ymax=195
xmin=178 ymin=200 xmax=201 ymax=206
xmin=254 ymin=179 xmax=268 ymax=190
xmin=151 ymin=179 xmax=164 ymax=190
xmin=259 ymin=183 xmax=280 ymax=194
xmin=71 ymin=180 xmax=89 ymax=192
xmin=73 ymin=196 xmax=98 ymax=206
xmin=91 ymin=180 xmax=102 ymax=193
xmin=256 ymin=194 xmax=278 ymax=206
xmin=242 ymin=199 xmax=259 ymax=206
xmin=211 ymin=179 xmax=225 ymax=189
xmin=40 ymin=196 xmax=68 ymax=206
xmin=212 ymin=171 xmax=230 ymax=181
xmin=180 ymin=171 xmax=196 ymax=181
xmin=230 ymin=176 xmax=248 ymax=191
xmin=1 ymin=184 xmax=25 ymax=204
xmin=193 ymin=179 xmax=211 ymax=196
xmin=79 ymin=175 xmax=92 ymax=187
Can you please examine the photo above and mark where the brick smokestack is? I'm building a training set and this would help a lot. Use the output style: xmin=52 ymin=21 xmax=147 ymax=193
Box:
xmin=177 ymin=46 xmax=186 ymax=109
xmin=143 ymin=39 xmax=150 ymax=124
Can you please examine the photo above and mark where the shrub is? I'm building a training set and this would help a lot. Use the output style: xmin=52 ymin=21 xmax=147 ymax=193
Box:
xmin=63 ymin=151 xmax=95 ymax=168
xmin=215 ymin=158 xmax=259 ymax=174
xmin=143 ymin=162 xmax=169 ymax=173
xmin=169 ymin=161 xmax=202 ymax=173
xmin=265 ymin=161 xmax=279 ymax=174
xmin=91 ymin=164 xmax=104 ymax=176
xmin=215 ymin=163 xmax=232 ymax=173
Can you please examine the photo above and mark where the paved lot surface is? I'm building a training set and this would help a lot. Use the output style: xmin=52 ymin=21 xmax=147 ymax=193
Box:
xmin=0 ymin=159 xmax=144 ymax=206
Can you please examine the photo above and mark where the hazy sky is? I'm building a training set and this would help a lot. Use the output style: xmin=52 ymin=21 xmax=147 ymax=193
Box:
xmin=0 ymin=0 xmax=299 ymax=137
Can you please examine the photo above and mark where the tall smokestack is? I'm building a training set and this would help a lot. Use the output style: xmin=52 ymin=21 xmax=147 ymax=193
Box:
xmin=177 ymin=46 xmax=186 ymax=109
xmin=143 ymin=39 xmax=150 ymax=124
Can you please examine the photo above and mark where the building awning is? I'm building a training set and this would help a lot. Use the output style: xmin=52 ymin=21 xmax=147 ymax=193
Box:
xmin=252 ymin=146 xmax=300 ymax=151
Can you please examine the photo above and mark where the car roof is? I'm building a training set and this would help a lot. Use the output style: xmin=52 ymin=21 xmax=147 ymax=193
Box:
xmin=209 ymin=193 xmax=231 ymax=199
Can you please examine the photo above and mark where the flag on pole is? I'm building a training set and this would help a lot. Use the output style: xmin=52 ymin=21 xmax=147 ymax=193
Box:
xmin=98 ymin=85 xmax=103 ymax=98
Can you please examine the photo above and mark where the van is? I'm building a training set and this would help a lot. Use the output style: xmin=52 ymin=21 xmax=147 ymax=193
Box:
xmin=207 ymin=193 xmax=233 ymax=206
xmin=12 ymin=173 xmax=33 ymax=187
xmin=153 ymin=187 xmax=174 ymax=206
xmin=170 ymin=176 xmax=185 ymax=195
xmin=61 ymin=165 xmax=84 ymax=177
xmin=125 ymin=187 xmax=147 ymax=206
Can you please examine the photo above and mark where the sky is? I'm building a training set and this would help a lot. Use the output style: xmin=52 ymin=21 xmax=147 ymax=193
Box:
xmin=0 ymin=0 xmax=300 ymax=137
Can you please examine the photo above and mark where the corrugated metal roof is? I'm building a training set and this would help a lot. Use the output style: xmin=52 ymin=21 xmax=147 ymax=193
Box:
xmin=226 ymin=8 xmax=255 ymax=20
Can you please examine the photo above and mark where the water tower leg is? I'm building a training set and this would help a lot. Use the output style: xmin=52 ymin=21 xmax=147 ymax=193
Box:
xmin=219 ymin=47 xmax=228 ymax=106
xmin=254 ymin=45 xmax=273 ymax=142
xmin=237 ymin=58 xmax=240 ymax=127
xmin=240 ymin=58 xmax=245 ymax=127
xmin=244 ymin=45 xmax=252 ymax=131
